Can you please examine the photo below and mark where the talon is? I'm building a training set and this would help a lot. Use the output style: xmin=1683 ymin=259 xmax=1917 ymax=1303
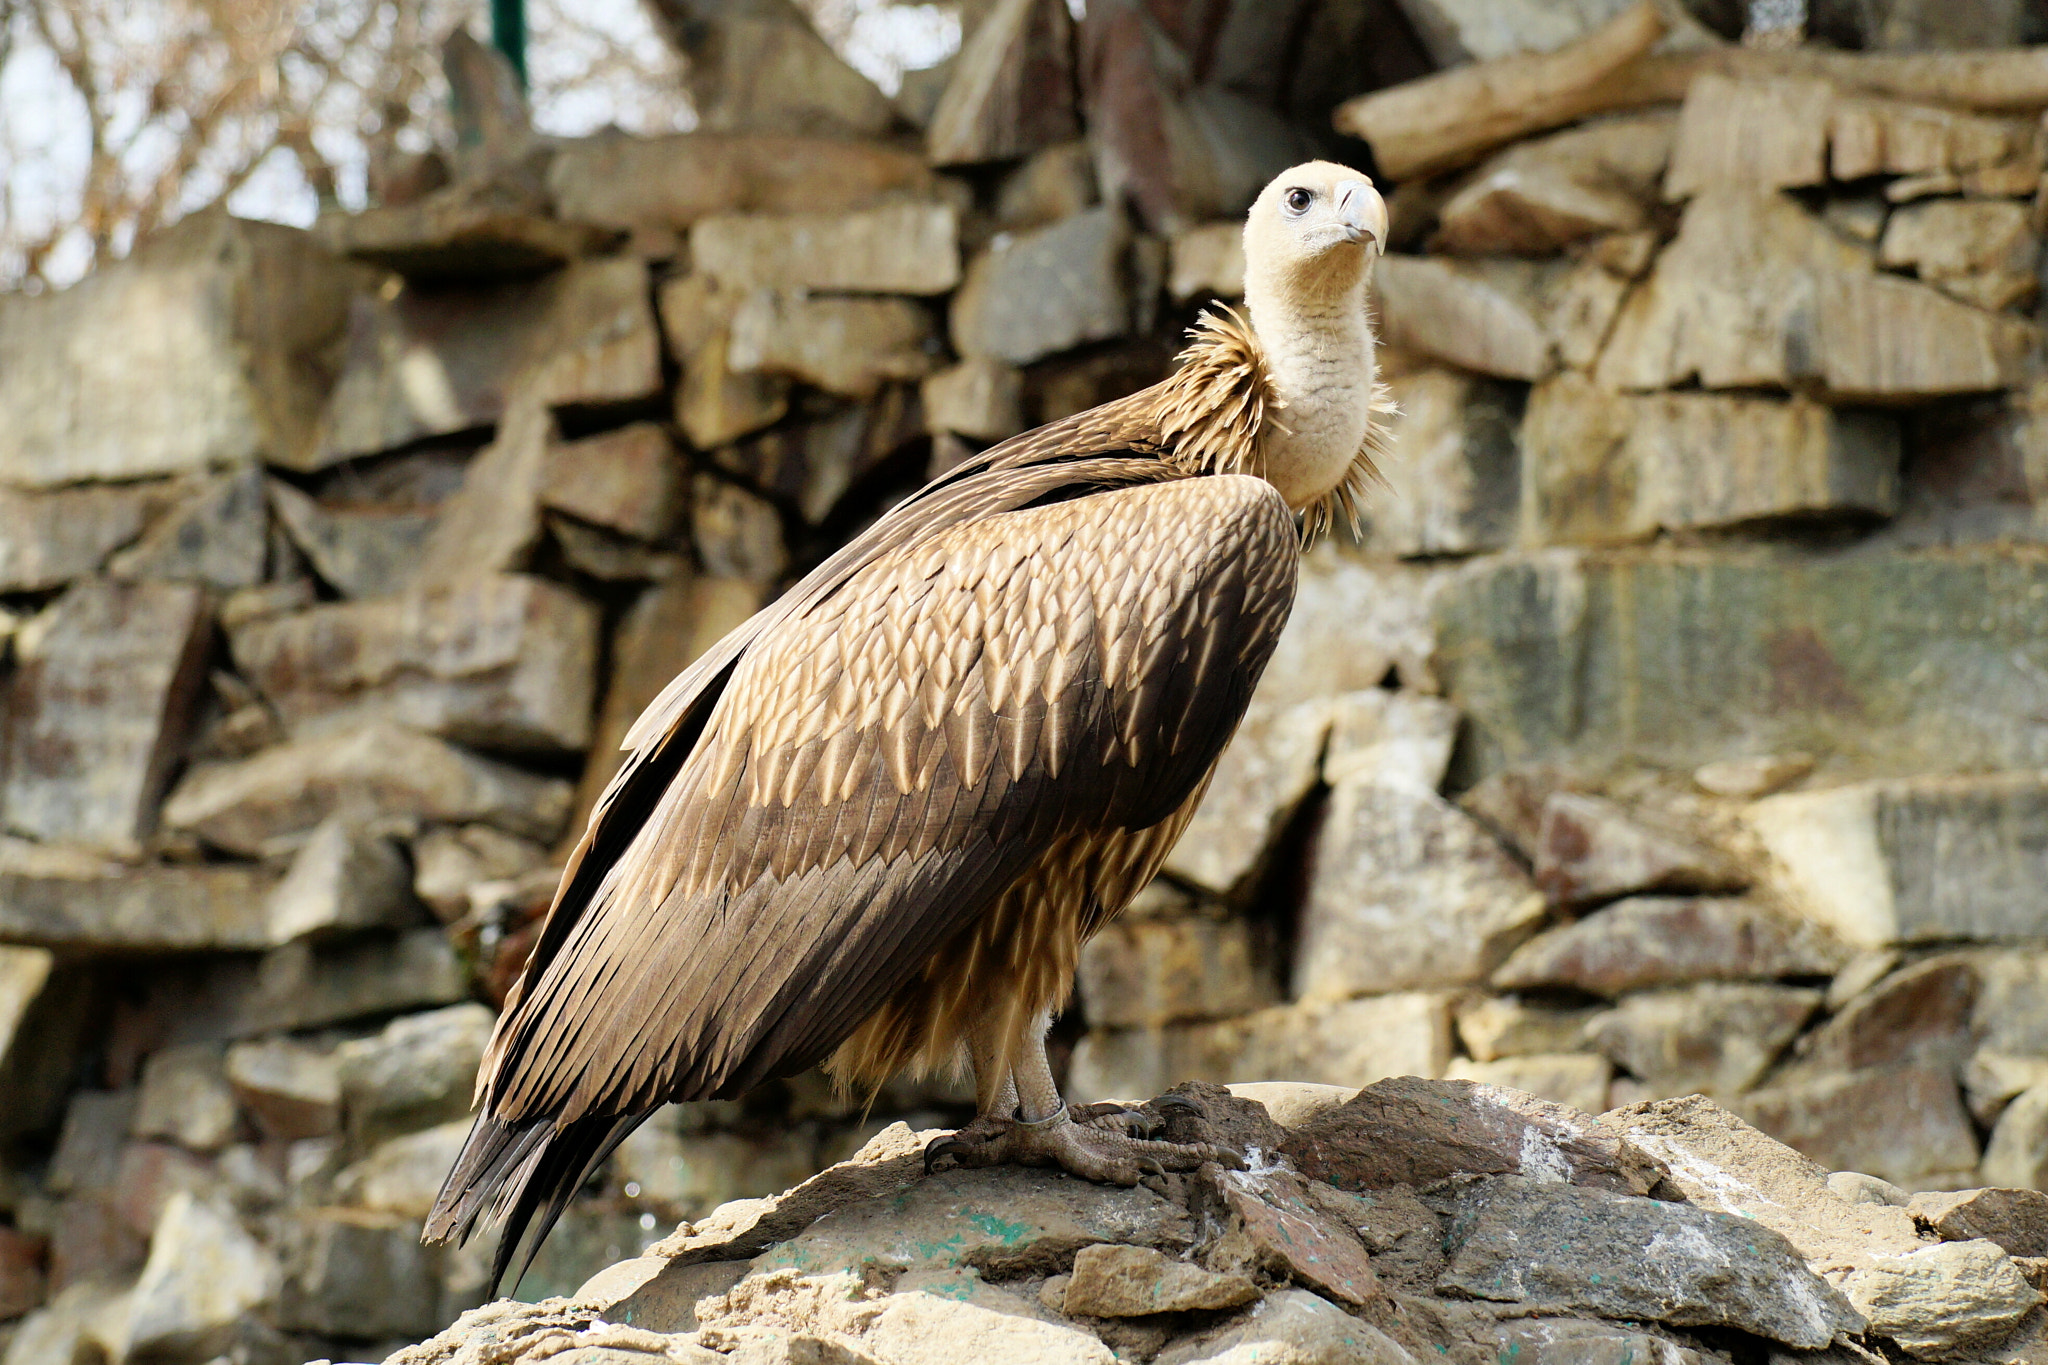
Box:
xmin=1153 ymin=1094 xmax=1202 ymax=1117
xmin=1135 ymin=1155 xmax=1166 ymax=1179
xmin=924 ymin=1135 xmax=972 ymax=1173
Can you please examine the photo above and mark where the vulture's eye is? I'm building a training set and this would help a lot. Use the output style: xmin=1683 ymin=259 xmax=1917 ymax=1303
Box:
xmin=1283 ymin=187 xmax=1313 ymax=215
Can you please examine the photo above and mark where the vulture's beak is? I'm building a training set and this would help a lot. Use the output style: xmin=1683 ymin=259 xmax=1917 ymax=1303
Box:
xmin=1336 ymin=179 xmax=1386 ymax=251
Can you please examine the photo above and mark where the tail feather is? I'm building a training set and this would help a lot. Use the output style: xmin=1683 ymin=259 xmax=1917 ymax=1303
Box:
xmin=425 ymin=1109 xmax=651 ymax=1297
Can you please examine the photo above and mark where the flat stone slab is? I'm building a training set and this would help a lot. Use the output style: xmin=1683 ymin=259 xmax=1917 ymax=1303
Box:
xmin=1437 ymin=1174 xmax=1864 ymax=1349
xmin=1060 ymin=1244 xmax=1258 ymax=1317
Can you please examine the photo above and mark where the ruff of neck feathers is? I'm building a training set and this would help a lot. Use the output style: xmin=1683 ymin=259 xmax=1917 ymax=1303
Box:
xmin=1150 ymin=308 xmax=1394 ymax=545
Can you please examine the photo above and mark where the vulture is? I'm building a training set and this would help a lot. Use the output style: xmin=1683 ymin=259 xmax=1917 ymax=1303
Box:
xmin=427 ymin=161 xmax=1392 ymax=1289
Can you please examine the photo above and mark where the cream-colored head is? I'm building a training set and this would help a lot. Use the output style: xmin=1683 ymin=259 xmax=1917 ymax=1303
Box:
xmin=1238 ymin=162 xmax=1387 ymax=514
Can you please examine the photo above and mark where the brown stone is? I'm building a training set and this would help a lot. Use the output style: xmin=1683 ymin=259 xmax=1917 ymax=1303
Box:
xmin=547 ymin=132 xmax=936 ymax=234
xmin=0 ymin=212 xmax=353 ymax=486
xmin=278 ymin=1207 xmax=443 ymax=1339
xmin=690 ymin=202 xmax=959 ymax=295
xmin=1284 ymin=1075 xmax=1663 ymax=1197
xmin=1910 ymin=1188 xmax=2048 ymax=1259
xmin=230 ymin=572 xmax=600 ymax=754
xmin=540 ymin=422 xmax=685 ymax=542
xmin=0 ymin=1225 xmax=45 ymax=1321
xmin=1533 ymin=792 xmax=1745 ymax=909
xmin=1359 ymin=366 xmax=1520 ymax=558
xmin=1586 ymin=983 xmax=1820 ymax=1095
xmin=1076 ymin=916 xmax=1274 ymax=1029
xmin=1880 ymin=198 xmax=2038 ymax=313
xmin=994 ymin=140 xmax=1098 ymax=229
xmin=0 ymin=481 xmax=170 ymax=593
xmin=1199 ymin=1166 xmax=1378 ymax=1307
xmin=714 ymin=387 xmax=920 ymax=525
xmin=727 ymin=290 xmax=938 ymax=399
xmin=1435 ymin=110 xmax=1674 ymax=255
xmin=224 ymin=1037 xmax=341 ymax=1141
xmin=1663 ymin=72 xmax=1835 ymax=200
xmin=1062 ymin=1243 xmax=1258 ymax=1317
xmin=266 ymin=480 xmax=433 ymax=600
xmin=264 ymin=817 xmax=421 ymax=944
xmin=47 ymin=1092 xmax=137 ymax=1197
xmin=1739 ymin=1064 xmax=1981 ymax=1189
xmin=0 ymin=858 xmax=275 ymax=952
xmin=691 ymin=474 xmax=788 ymax=582
xmin=2 ymin=578 xmax=212 ymax=853
xmin=1791 ymin=956 xmax=1978 ymax=1077
xmin=1493 ymin=895 xmax=1846 ymax=997
xmin=922 ymin=358 xmax=1025 ymax=442
xmin=1520 ymin=375 xmax=1901 ymax=547
xmin=131 ymin=1043 xmax=240 ymax=1153
xmin=408 ymin=396 xmax=553 ymax=586
xmin=926 ymin=0 xmax=1078 ymax=166
xmin=162 ymin=722 xmax=572 ymax=856
xmin=1375 ymin=254 xmax=1557 ymax=381
xmin=318 ymin=186 xmax=617 ymax=283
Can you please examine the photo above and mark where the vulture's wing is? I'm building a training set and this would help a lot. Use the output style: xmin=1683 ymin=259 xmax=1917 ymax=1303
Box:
xmin=429 ymin=439 xmax=1297 ymax=1289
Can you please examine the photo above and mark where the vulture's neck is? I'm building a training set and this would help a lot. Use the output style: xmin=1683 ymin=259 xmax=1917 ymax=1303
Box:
xmin=1154 ymin=269 xmax=1387 ymax=542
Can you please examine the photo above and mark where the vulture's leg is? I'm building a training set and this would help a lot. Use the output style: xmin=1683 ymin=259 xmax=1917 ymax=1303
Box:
xmin=925 ymin=1014 xmax=1243 ymax=1183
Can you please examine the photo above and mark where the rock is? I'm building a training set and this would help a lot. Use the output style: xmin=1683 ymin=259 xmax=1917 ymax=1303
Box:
xmin=1286 ymin=1075 xmax=1661 ymax=1197
xmin=1456 ymin=995 xmax=1605 ymax=1062
xmin=547 ymin=133 xmax=936 ymax=235
xmin=1162 ymin=698 xmax=1330 ymax=896
xmin=1586 ymin=983 xmax=1820 ymax=1096
xmin=1740 ymin=1065 xmax=1981 ymax=1190
xmin=280 ymin=1207 xmax=443 ymax=1339
xmin=1750 ymin=773 xmax=2048 ymax=948
xmin=1321 ymin=690 xmax=1460 ymax=789
xmin=320 ymin=259 xmax=661 ymax=469
xmin=1264 ymin=548 xmax=1446 ymax=704
xmin=335 ymin=1002 xmax=496 ymax=1145
xmin=1374 ymin=253 xmax=1556 ymax=381
xmin=1596 ymin=189 xmax=2034 ymax=402
xmin=1076 ymin=916 xmax=1274 ymax=1029
xmin=926 ymin=0 xmax=1079 ymax=166
xmin=1613 ymin=1093 xmax=1927 ymax=1271
xmin=1437 ymin=1175 xmax=1863 ymax=1349
xmin=1791 ymin=956 xmax=1977 ymax=1076
xmin=230 ymin=571 xmax=600 ymax=754
xmin=1968 ymin=1054 xmax=2048 ymax=1129
xmin=692 ymin=475 xmax=790 ymax=582
xmin=3 ymin=577 xmax=212 ymax=853
xmin=1358 ymin=366 xmax=1520 ymax=559
xmin=1067 ymin=993 xmax=1456 ymax=1104
xmin=0 ymin=481 xmax=173 ymax=593
xmin=103 ymin=465 xmax=270 ymax=591
xmin=1435 ymin=549 xmax=2048 ymax=780
xmin=316 ymin=189 xmax=616 ymax=283
xmin=1168 ymin=222 xmax=1245 ymax=302
xmin=1199 ymin=1166 xmax=1379 ymax=1307
xmin=1974 ymin=953 xmax=2048 ymax=1062
xmin=994 ymin=140 xmax=1098 ymax=230
xmin=0 ymin=1225 xmax=44 ymax=1321
xmin=335 ymin=1119 xmax=474 ymax=1219
xmin=2 ymin=1280 xmax=131 ymax=1365
xmin=1694 ymin=753 xmax=1815 ymax=799
xmin=0 ymin=857 xmax=275 ymax=951
xmin=132 ymin=1043 xmax=240 ymax=1153
xmin=573 ymin=1256 xmax=750 ymax=1335
xmin=1393 ymin=0 xmax=1637 ymax=63
xmin=1662 ymin=72 xmax=1836 ymax=200
xmin=1295 ymin=778 xmax=1545 ymax=997
xmin=46 ymin=1092 xmax=132 ymax=1197
xmin=1061 ymin=1243 xmax=1257 ymax=1316
xmin=1446 ymin=1054 xmax=1612 ymax=1114
xmin=922 ymin=358 xmax=1025 ymax=442
xmin=410 ymin=397 xmax=553 ymax=586
xmin=655 ymin=0 xmax=895 ymax=139
xmin=0 ymin=212 xmax=351 ymax=485
xmin=412 ymin=823 xmax=551 ymax=921
xmin=162 ymin=722 xmax=572 ymax=856
xmin=265 ymin=816 xmax=421 ymax=944
xmin=864 ymin=1290 xmax=1114 ymax=1365
xmin=727 ymin=290 xmax=938 ymax=399
xmin=1155 ymin=1287 xmax=1416 ymax=1365
xmin=1532 ymin=792 xmax=1746 ymax=909
xmin=1483 ymin=1319 xmax=1709 ymax=1365
xmin=227 ymin=928 xmax=469 ymax=1036
xmin=1434 ymin=111 xmax=1674 ymax=255
xmin=1880 ymin=198 xmax=2037 ymax=313
xmin=1223 ymin=1082 xmax=1359 ymax=1130
xmin=268 ymin=480 xmax=434 ymax=600
xmin=1985 ymin=1087 xmax=2048 ymax=1191
xmin=1910 ymin=1188 xmax=2048 ymax=1259
xmin=1520 ymin=376 xmax=1901 ymax=547
xmin=124 ymin=1192 xmax=281 ymax=1363
xmin=540 ymin=422 xmax=685 ymax=542
xmin=1841 ymin=1240 xmax=2038 ymax=1360
xmin=691 ymin=202 xmax=958 ymax=295
xmin=673 ymin=334 xmax=794 ymax=458
xmin=950 ymin=207 xmax=1130 ymax=365
xmin=224 ymin=1036 xmax=342 ymax=1141
xmin=1494 ymin=896 xmax=1846 ymax=997
xmin=714 ymin=387 xmax=920 ymax=525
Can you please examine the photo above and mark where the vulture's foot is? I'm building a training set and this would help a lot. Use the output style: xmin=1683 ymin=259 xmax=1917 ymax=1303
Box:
xmin=924 ymin=1109 xmax=1243 ymax=1186
xmin=1068 ymin=1100 xmax=1162 ymax=1138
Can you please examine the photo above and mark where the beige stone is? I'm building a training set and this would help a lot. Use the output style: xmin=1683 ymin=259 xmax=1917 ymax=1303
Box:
xmin=1841 ymin=1240 xmax=2038 ymax=1360
xmin=1456 ymin=995 xmax=1604 ymax=1062
xmin=411 ymin=396 xmax=553 ymax=587
xmin=316 ymin=189 xmax=614 ymax=283
xmin=0 ymin=856 xmax=275 ymax=951
xmin=540 ymin=422 xmax=685 ymax=542
xmin=1586 ymin=983 xmax=1821 ymax=1096
xmin=1436 ymin=110 xmax=1675 ymax=255
xmin=1520 ymin=375 xmax=1900 ymax=546
xmin=665 ymin=0 xmax=896 ymax=139
xmin=1157 ymin=1287 xmax=1417 ymax=1365
xmin=1321 ymin=689 xmax=1459 ymax=789
xmin=1446 ymin=1054 xmax=1613 ymax=1114
xmin=1077 ymin=916 xmax=1274 ymax=1029
xmin=1163 ymin=698 xmax=1329 ymax=895
xmin=333 ymin=1119 xmax=473 ymax=1219
xmin=924 ymin=0 xmax=1079 ymax=166
xmin=994 ymin=141 xmax=1098 ymax=229
xmin=0 ymin=481 xmax=170 ymax=593
xmin=1258 ymin=547 xmax=1447 ymax=704
xmin=1663 ymin=73 xmax=1835 ymax=200
xmin=124 ymin=1192 xmax=280 ymax=1362
xmin=224 ymin=1037 xmax=341 ymax=1141
xmin=921 ymin=357 xmax=1024 ymax=442
xmin=264 ymin=817 xmax=419 ymax=944
xmin=1739 ymin=1065 xmax=1981 ymax=1190
xmin=727 ymin=290 xmax=937 ymax=399
xmin=1361 ymin=366 xmax=1521 ymax=557
xmin=692 ymin=475 xmax=789 ymax=582
xmin=690 ymin=202 xmax=959 ymax=295
xmin=1880 ymin=198 xmax=2038 ymax=313
xmin=1375 ymin=253 xmax=1556 ymax=381
xmin=1167 ymin=221 xmax=1245 ymax=300
xmin=1063 ymin=1243 xmax=1257 ymax=1316
xmin=951 ymin=207 xmax=1131 ymax=365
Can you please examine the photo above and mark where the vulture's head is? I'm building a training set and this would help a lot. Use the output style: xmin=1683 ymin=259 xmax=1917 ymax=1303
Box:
xmin=1242 ymin=161 xmax=1387 ymax=299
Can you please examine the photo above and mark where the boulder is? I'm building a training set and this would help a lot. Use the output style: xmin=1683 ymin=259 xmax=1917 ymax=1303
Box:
xmin=1076 ymin=916 xmax=1274 ymax=1029
xmin=230 ymin=571 xmax=600 ymax=755
xmin=1520 ymin=376 xmax=1901 ymax=547
xmin=131 ymin=1043 xmax=240 ymax=1153
xmin=1789 ymin=956 xmax=1977 ymax=1075
xmin=279 ymin=1208 xmax=444 ymax=1339
xmin=1739 ymin=1064 xmax=1981 ymax=1189
xmin=162 ymin=723 xmax=573 ymax=856
xmin=545 ymin=133 xmax=937 ymax=235
xmin=1162 ymin=698 xmax=1329 ymax=896
xmin=123 ymin=1192 xmax=281 ymax=1363
xmin=1199 ymin=1165 xmax=1378 ymax=1307
xmin=1840 ymin=1240 xmax=2038 ymax=1360
xmin=1585 ymin=983 xmax=1821 ymax=1095
xmin=1359 ymin=366 xmax=1520 ymax=558
xmin=1295 ymin=778 xmax=1545 ymax=997
xmin=0 ymin=212 xmax=352 ymax=485
xmin=335 ymin=1002 xmax=497 ymax=1145
xmin=1156 ymin=1288 xmax=1415 ymax=1365
xmin=224 ymin=1037 xmax=342 ymax=1141
xmin=1531 ymin=792 xmax=1747 ymax=908
xmin=950 ymin=207 xmax=1131 ymax=365
xmin=690 ymin=202 xmax=959 ymax=295
xmin=540 ymin=422 xmax=686 ymax=542
xmin=1436 ymin=1175 xmax=1862 ymax=1349
xmin=2 ymin=578 xmax=213 ymax=853
xmin=264 ymin=816 xmax=421 ymax=944
xmin=1493 ymin=895 xmax=1846 ymax=996
xmin=727 ymin=290 xmax=938 ymax=399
